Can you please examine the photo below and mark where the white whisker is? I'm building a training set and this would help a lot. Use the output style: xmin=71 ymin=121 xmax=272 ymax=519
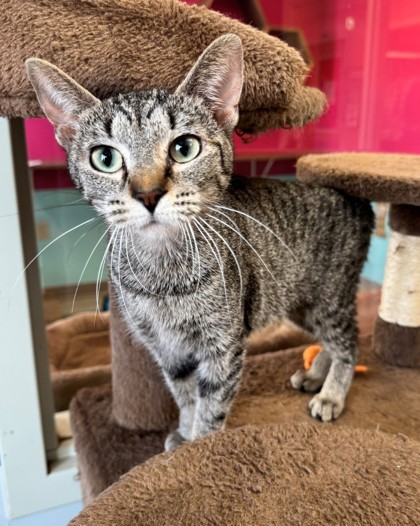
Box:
xmin=116 ymin=226 xmax=136 ymax=325
xmin=71 ymin=224 xmax=112 ymax=313
xmin=66 ymin=216 xmax=102 ymax=263
xmin=187 ymin=221 xmax=202 ymax=295
xmin=183 ymin=220 xmax=198 ymax=274
xmin=194 ymin=219 xmax=231 ymax=320
xmin=207 ymin=213 xmax=281 ymax=286
xmin=199 ymin=216 xmax=244 ymax=305
xmin=213 ymin=205 xmax=297 ymax=261
xmin=179 ymin=222 xmax=188 ymax=259
xmin=94 ymin=228 xmax=117 ymax=324
xmin=0 ymin=196 xmax=88 ymax=220
xmin=179 ymin=221 xmax=191 ymax=261
xmin=12 ymin=216 xmax=97 ymax=291
xmin=125 ymin=228 xmax=158 ymax=296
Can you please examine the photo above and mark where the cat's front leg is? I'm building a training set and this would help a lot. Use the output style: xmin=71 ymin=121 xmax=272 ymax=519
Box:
xmin=162 ymin=370 xmax=197 ymax=452
xmin=192 ymin=347 xmax=245 ymax=440
xmin=308 ymin=342 xmax=356 ymax=422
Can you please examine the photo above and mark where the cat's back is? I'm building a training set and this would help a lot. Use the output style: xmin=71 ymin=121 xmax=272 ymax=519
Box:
xmin=226 ymin=175 xmax=373 ymax=232
xmin=219 ymin=176 xmax=374 ymax=326
xmin=222 ymin=175 xmax=374 ymax=263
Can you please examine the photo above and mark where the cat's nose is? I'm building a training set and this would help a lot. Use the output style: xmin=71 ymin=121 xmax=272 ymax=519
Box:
xmin=133 ymin=189 xmax=166 ymax=213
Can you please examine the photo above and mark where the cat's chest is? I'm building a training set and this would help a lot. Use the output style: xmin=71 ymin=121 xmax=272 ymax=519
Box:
xmin=119 ymin=286 xmax=223 ymax=359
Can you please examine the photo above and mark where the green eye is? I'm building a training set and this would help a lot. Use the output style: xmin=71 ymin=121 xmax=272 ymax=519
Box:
xmin=90 ymin=146 xmax=124 ymax=173
xmin=169 ymin=136 xmax=201 ymax=163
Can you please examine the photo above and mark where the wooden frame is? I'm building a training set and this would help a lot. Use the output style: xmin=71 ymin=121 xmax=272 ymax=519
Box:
xmin=0 ymin=118 xmax=81 ymax=519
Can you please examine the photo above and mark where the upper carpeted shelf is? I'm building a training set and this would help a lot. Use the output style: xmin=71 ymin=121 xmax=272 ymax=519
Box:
xmin=0 ymin=0 xmax=326 ymax=134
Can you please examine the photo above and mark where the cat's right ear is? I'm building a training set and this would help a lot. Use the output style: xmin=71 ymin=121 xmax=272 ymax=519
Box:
xmin=25 ymin=59 xmax=99 ymax=147
xmin=176 ymin=34 xmax=244 ymax=131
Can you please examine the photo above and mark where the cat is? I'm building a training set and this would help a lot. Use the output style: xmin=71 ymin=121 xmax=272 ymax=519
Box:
xmin=26 ymin=34 xmax=373 ymax=451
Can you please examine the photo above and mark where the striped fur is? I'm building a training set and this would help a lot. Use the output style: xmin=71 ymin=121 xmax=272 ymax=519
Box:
xmin=26 ymin=36 xmax=374 ymax=451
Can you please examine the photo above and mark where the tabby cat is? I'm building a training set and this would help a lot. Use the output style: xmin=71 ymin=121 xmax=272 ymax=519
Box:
xmin=26 ymin=34 xmax=373 ymax=451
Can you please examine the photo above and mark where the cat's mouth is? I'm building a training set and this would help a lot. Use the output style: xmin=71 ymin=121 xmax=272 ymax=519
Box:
xmin=135 ymin=215 xmax=177 ymax=237
xmin=143 ymin=217 xmax=159 ymax=229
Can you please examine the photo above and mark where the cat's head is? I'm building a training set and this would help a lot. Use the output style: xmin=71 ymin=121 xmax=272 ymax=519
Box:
xmin=26 ymin=35 xmax=243 ymax=241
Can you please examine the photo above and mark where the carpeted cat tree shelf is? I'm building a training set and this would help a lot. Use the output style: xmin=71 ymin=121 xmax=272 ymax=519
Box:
xmin=2 ymin=0 xmax=420 ymax=524
xmin=47 ymin=312 xmax=111 ymax=411
xmin=2 ymin=0 xmax=326 ymax=134
xmin=69 ymin=424 xmax=419 ymax=526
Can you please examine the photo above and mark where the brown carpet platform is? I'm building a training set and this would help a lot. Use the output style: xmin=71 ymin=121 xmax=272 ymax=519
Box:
xmin=1 ymin=0 xmax=326 ymax=133
xmin=70 ymin=423 xmax=419 ymax=526
xmin=43 ymin=291 xmax=420 ymax=524
xmin=297 ymin=153 xmax=420 ymax=368
xmin=47 ymin=312 xmax=111 ymax=411
xmin=69 ymin=330 xmax=420 ymax=511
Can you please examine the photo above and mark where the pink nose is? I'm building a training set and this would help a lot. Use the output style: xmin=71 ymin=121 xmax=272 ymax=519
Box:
xmin=133 ymin=189 xmax=166 ymax=213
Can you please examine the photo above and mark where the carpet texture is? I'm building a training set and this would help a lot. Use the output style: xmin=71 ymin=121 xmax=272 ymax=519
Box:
xmin=296 ymin=153 xmax=420 ymax=205
xmin=1 ymin=0 xmax=326 ymax=133
xmin=69 ymin=423 xmax=420 ymax=526
xmin=69 ymin=332 xmax=420 ymax=503
xmin=47 ymin=312 xmax=111 ymax=411
xmin=65 ymin=289 xmax=420 ymax=522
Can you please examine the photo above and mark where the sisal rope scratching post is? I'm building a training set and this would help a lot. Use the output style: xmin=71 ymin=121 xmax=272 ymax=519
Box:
xmin=376 ymin=204 xmax=420 ymax=366
xmin=297 ymin=152 xmax=420 ymax=367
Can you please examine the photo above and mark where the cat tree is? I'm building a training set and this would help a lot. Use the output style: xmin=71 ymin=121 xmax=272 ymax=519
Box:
xmin=2 ymin=0 xmax=419 ymax=524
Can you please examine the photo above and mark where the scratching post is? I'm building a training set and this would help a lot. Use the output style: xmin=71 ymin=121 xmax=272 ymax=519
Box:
xmin=375 ymin=205 xmax=420 ymax=366
xmin=297 ymin=153 xmax=420 ymax=367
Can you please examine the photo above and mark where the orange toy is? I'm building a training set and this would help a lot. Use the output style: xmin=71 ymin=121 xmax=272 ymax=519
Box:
xmin=303 ymin=345 xmax=368 ymax=373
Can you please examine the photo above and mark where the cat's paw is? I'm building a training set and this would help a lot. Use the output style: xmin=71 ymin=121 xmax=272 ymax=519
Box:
xmin=164 ymin=430 xmax=188 ymax=452
xmin=290 ymin=369 xmax=324 ymax=393
xmin=308 ymin=393 xmax=344 ymax=422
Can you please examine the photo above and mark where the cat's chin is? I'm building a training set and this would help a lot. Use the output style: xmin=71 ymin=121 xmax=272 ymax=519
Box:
xmin=130 ymin=219 xmax=181 ymax=246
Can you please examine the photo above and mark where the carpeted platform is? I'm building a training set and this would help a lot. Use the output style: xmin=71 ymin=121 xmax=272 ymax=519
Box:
xmin=70 ymin=329 xmax=420 ymax=502
xmin=47 ymin=312 xmax=111 ymax=411
xmin=2 ymin=0 xmax=417 ymax=521
xmin=2 ymin=0 xmax=326 ymax=133
xmin=69 ymin=423 xmax=420 ymax=526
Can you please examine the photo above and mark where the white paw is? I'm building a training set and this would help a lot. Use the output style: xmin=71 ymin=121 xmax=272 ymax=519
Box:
xmin=308 ymin=393 xmax=344 ymax=422
xmin=290 ymin=369 xmax=306 ymax=389
xmin=290 ymin=369 xmax=324 ymax=393
xmin=164 ymin=430 xmax=188 ymax=452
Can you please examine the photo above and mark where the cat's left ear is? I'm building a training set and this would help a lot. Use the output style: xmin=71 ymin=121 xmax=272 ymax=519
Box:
xmin=176 ymin=34 xmax=244 ymax=131
xmin=25 ymin=58 xmax=100 ymax=147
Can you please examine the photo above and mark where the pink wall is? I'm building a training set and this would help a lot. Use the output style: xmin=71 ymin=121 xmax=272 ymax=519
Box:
xmin=26 ymin=0 xmax=420 ymax=171
xmin=25 ymin=117 xmax=66 ymax=162
xmin=231 ymin=0 xmax=420 ymax=157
